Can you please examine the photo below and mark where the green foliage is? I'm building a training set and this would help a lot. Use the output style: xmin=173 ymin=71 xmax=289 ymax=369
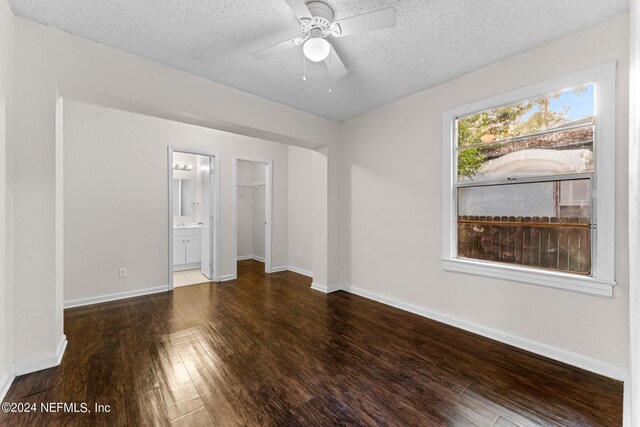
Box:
xmin=456 ymin=89 xmax=586 ymax=179
xmin=458 ymin=147 xmax=486 ymax=179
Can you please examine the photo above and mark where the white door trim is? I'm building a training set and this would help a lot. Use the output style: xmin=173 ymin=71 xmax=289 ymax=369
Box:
xmin=168 ymin=147 xmax=220 ymax=290
xmin=627 ymin=0 xmax=640 ymax=425
xmin=232 ymin=156 xmax=273 ymax=278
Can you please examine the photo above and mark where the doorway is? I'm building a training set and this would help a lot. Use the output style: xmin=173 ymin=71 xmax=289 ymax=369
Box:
xmin=168 ymin=148 xmax=219 ymax=289
xmin=233 ymin=156 xmax=273 ymax=278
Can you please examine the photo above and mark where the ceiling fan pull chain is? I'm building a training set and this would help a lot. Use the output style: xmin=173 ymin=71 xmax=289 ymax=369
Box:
xmin=302 ymin=55 xmax=307 ymax=82
xmin=328 ymin=46 xmax=332 ymax=93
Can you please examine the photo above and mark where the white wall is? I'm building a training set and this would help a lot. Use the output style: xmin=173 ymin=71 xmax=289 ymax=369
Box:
xmin=288 ymin=146 xmax=313 ymax=274
xmin=0 ymin=0 xmax=13 ymax=401
xmin=10 ymin=17 xmax=339 ymax=369
xmin=312 ymin=146 xmax=332 ymax=291
xmin=64 ymin=100 xmax=292 ymax=303
xmin=236 ymin=161 xmax=253 ymax=259
xmin=340 ymin=15 xmax=630 ymax=372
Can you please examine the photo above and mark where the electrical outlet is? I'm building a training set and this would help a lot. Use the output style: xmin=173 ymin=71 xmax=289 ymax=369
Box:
xmin=119 ymin=267 xmax=127 ymax=278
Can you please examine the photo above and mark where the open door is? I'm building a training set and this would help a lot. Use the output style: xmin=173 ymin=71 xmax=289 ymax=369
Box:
xmin=200 ymin=156 xmax=214 ymax=280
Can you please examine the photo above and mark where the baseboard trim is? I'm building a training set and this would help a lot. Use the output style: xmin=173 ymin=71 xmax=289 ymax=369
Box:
xmin=219 ymin=274 xmax=235 ymax=282
xmin=13 ymin=335 xmax=67 ymax=376
xmin=0 ymin=372 xmax=15 ymax=403
xmin=288 ymin=265 xmax=313 ymax=277
xmin=237 ymin=255 xmax=265 ymax=263
xmin=232 ymin=263 xmax=310 ymax=276
xmin=64 ymin=285 xmax=169 ymax=309
xmin=311 ymin=282 xmax=342 ymax=294
xmin=342 ymin=285 xmax=626 ymax=381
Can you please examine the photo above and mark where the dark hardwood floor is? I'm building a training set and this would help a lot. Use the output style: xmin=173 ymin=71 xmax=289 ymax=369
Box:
xmin=1 ymin=260 xmax=622 ymax=426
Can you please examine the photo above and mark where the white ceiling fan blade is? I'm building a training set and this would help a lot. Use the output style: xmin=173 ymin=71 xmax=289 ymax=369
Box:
xmin=252 ymin=37 xmax=304 ymax=60
xmin=333 ymin=7 xmax=396 ymax=37
xmin=324 ymin=47 xmax=347 ymax=79
xmin=283 ymin=0 xmax=312 ymax=21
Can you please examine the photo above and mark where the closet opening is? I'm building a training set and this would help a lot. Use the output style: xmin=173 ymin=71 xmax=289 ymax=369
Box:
xmin=233 ymin=157 xmax=273 ymax=277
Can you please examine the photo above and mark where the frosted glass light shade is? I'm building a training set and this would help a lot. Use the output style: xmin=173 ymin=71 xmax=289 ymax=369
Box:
xmin=303 ymin=37 xmax=331 ymax=62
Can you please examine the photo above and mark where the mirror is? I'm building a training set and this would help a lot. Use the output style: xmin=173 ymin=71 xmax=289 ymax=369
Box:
xmin=173 ymin=178 xmax=196 ymax=217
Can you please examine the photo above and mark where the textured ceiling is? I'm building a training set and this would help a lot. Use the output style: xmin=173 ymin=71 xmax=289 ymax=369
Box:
xmin=9 ymin=0 xmax=629 ymax=121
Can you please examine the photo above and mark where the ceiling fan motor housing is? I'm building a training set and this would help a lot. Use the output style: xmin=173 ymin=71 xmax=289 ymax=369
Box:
xmin=306 ymin=1 xmax=334 ymax=21
xmin=301 ymin=1 xmax=335 ymax=36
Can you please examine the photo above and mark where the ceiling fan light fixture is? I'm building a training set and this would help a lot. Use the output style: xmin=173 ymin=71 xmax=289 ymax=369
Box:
xmin=303 ymin=37 xmax=331 ymax=62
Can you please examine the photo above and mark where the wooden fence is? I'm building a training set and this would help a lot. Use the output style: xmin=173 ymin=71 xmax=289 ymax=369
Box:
xmin=457 ymin=215 xmax=591 ymax=275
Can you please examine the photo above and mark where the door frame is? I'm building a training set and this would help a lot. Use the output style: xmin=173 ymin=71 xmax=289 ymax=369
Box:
xmin=168 ymin=147 xmax=220 ymax=290
xmin=232 ymin=156 xmax=273 ymax=278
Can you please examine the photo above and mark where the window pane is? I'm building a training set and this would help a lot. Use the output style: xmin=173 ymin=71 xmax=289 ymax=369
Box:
xmin=457 ymin=179 xmax=591 ymax=274
xmin=457 ymin=84 xmax=594 ymax=182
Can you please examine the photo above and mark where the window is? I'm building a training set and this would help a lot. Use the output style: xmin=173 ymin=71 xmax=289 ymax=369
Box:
xmin=442 ymin=63 xmax=616 ymax=296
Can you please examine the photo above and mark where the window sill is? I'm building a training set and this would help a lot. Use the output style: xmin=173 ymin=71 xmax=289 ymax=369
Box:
xmin=442 ymin=258 xmax=614 ymax=297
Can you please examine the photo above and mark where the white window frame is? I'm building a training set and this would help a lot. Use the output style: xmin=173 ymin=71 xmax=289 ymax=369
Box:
xmin=441 ymin=62 xmax=616 ymax=297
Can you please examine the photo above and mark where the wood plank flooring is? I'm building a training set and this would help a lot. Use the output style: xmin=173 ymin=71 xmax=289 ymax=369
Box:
xmin=1 ymin=260 xmax=623 ymax=426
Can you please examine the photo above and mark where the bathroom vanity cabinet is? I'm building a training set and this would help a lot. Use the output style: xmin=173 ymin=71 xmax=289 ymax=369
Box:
xmin=173 ymin=226 xmax=201 ymax=271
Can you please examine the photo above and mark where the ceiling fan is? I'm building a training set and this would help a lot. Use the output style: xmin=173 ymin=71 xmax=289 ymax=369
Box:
xmin=252 ymin=0 xmax=397 ymax=79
